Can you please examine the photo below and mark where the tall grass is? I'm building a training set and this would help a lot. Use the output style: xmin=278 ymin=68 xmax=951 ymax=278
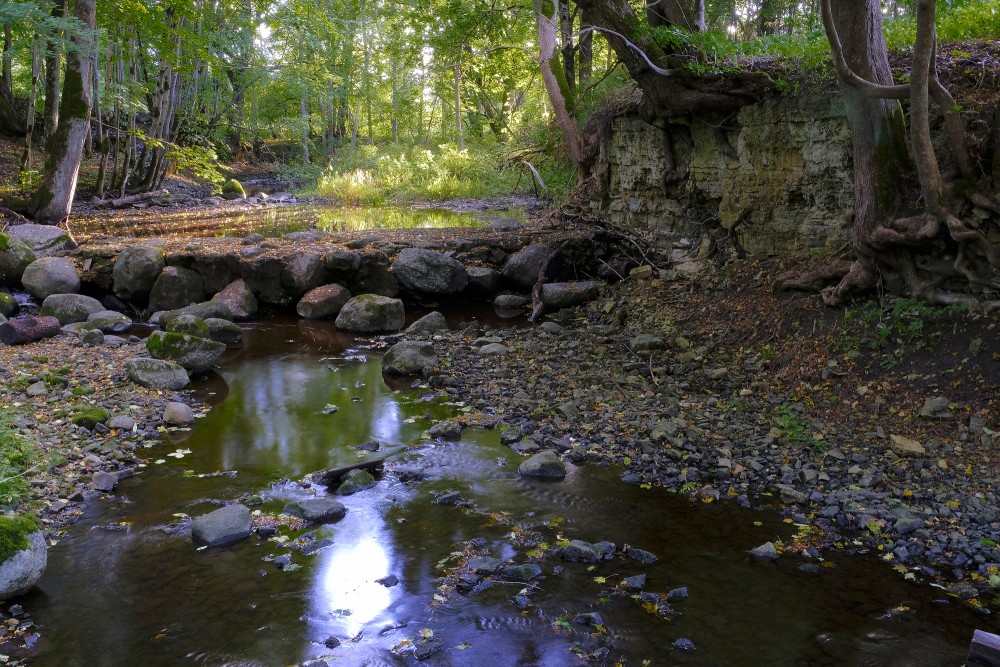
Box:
xmin=0 ymin=409 xmax=40 ymax=509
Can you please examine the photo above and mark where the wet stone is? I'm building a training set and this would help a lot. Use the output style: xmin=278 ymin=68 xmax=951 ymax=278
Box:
xmin=573 ymin=612 xmax=605 ymax=627
xmin=376 ymin=574 xmax=399 ymax=587
xmin=467 ymin=557 xmax=503 ymax=575
xmin=625 ymin=547 xmax=659 ymax=565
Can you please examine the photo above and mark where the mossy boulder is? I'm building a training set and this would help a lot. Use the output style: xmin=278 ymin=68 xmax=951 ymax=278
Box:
xmin=0 ymin=234 xmax=36 ymax=286
xmin=113 ymin=245 xmax=165 ymax=301
xmin=221 ymin=179 xmax=246 ymax=201
xmin=6 ymin=224 xmax=75 ymax=257
xmin=125 ymin=358 xmax=190 ymax=390
xmin=0 ymin=291 xmax=16 ymax=317
xmin=336 ymin=469 xmax=377 ymax=496
xmin=40 ymin=293 xmax=105 ymax=325
xmin=146 ymin=330 xmax=226 ymax=373
xmin=148 ymin=266 xmax=206 ymax=312
xmin=334 ymin=294 xmax=405 ymax=333
xmin=86 ymin=310 xmax=133 ymax=333
xmin=71 ymin=407 xmax=111 ymax=430
xmin=159 ymin=300 xmax=234 ymax=328
xmin=0 ymin=517 xmax=46 ymax=599
xmin=22 ymin=257 xmax=81 ymax=299
xmin=165 ymin=313 xmax=211 ymax=339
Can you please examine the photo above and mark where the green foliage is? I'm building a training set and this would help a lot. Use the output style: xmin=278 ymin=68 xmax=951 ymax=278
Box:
xmin=0 ymin=410 xmax=41 ymax=508
xmin=839 ymin=297 xmax=968 ymax=361
xmin=0 ymin=515 xmax=40 ymax=562
xmin=314 ymin=142 xmax=528 ymax=204
xmin=884 ymin=1 xmax=1000 ymax=46
xmin=775 ymin=405 xmax=824 ymax=450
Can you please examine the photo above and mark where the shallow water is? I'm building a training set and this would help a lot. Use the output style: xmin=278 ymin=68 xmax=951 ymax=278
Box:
xmin=72 ymin=204 xmax=511 ymax=241
xmin=22 ymin=316 xmax=989 ymax=666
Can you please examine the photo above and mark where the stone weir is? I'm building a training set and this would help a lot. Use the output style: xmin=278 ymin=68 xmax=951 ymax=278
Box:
xmin=0 ymin=221 xmax=616 ymax=327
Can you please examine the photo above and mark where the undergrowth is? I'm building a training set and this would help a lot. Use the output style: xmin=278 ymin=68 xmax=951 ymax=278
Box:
xmin=0 ymin=408 xmax=40 ymax=509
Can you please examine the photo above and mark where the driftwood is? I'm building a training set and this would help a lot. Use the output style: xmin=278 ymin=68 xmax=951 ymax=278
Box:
xmin=0 ymin=316 xmax=61 ymax=346
xmin=98 ymin=189 xmax=169 ymax=209
xmin=310 ymin=457 xmax=386 ymax=487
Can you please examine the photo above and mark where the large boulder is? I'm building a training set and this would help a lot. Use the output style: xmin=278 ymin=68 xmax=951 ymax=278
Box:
xmin=220 ymin=179 xmax=246 ymax=201
xmin=148 ymin=266 xmax=206 ymax=312
xmin=540 ymin=281 xmax=601 ymax=310
xmin=205 ymin=318 xmax=243 ymax=345
xmin=297 ymin=284 xmax=352 ymax=320
xmin=86 ymin=310 xmax=133 ymax=333
xmin=324 ymin=248 xmax=362 ymax=275
xmin=191 ymin=504 xmax=252 ymax=547
xmin=40 ymin=293 xmax=104 ymax=325
xmin=125 ymin=358 xmax=190 ymax=390
xmin=282 ymin=498 xmax=348 ymax=524
xmin=501 ymin=244 xmax=554 ymax=288
xmin=281 ymin=251 xmax=326 ymax=298
xmin=0 ymin=523 xmax=46 ymax=599
xmin=212 ymin=279 xmax=257 ymax=320
xmin=0 ymin=234 xmax=36 ymax=286
xmin=145 ymin=330 xmax=227 ymax=373
xmin=466 ymin=266 xmax=500 ymax=295
xmin=405 ymin=311 xmax=448 ymax=334
xmin=113 ymin=245 xmax=165 ymax=301
xmin=22 ymin=257 xmax=80 ymax=299
xmin=6 ymin=224 xmax=75 ymax=256
xmin=165 ymin=314 xmax=211 ymax=338
xmin=335 ymin=294 xmax=405 ymax=333
xmin=518 ymin=450 xmax=567 ymax=479
xmin=159 ymin=300 xmax=234 ymax=328
xmin=382 ymin=340 xmax=437 ymax=375
xmin=391 ymin=248 xmax=468 ymax=297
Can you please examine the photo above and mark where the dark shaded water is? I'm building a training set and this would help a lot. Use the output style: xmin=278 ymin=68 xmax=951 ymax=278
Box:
xmin=23 ymin=316 xmax=990 ymax=666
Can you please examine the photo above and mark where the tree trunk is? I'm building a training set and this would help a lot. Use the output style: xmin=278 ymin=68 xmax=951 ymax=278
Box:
xmin=28 ymin=0 xmax=96 ymax=224
xmin=43 ymin=0 xmax=68 ymax=140
xmin=19 ymin=38 xmax=42 ymax=169
xmin=533 ymin=0 xmax=587 ymax=180
xmin=646 ymin=0 xmax=705 ymax=31
xmin=0 ymin=316 xmax=61 ymax=346
xmin=2 ymin=24 xmax=11 ymax=95
xmin=454 ymin=63 xmax=463 ymax=150
xmin=579 ymin=7 xmax=593 ymax=83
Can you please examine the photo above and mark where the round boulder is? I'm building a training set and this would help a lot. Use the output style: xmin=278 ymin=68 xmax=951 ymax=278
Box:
xmin=22 ymin=257 xmax=80 ymax=299
xmin=335 ymin=294 xmax=405 ymax=333
xmin=205 ymin=318 xmax=243 ymax=345
xmin=125 ymin=358 xmax=190 ymax=390
xmin=6 ymin=224 xmax=75 ymax=256
xmin=282 ymin=498 xmax=347 ymax=524
xmin=382 ymin=340 xmax=437 ymax=375
xmin=0 ymin=291 xmax=16 ymax=317
xmin=518 ymin=450 xmax=567 ymax=479
xmin=540 ymin=281 xmax=601 ymax=310
xmin=113 ymin=245 xmax=165 ymax=301
xmin=0 ymin=524 xmax=46 ymax=599
xmin=0 ymin=233 xmax=37 ymax=286
xmin=86 ymin=310 xmax=133 ymax=333
xmin=501 ymin=244 xmax=554 ymax=288
xmin=281 ymin=251 xmax=326 ymax=297
xmin=148 ymin=266 xmax=206 ymax=312
xmin=165 ymin=313 xmax=211 ymax=339
xmin=391 ymin=248 xmax=468 ymax=297
xmin=405 ymin=311 xmax=448 ymax=334
xmin=163 ymin=402 xmax=195 ymax=425
xmin=297 ymin=284 xmax=352 ymax=320
xmin=40 ymin=293 xmax=104 ymax=325
xmin=191 ymin=504 xmax=252 ymax=547
xmin=212 ymin=279 xmax=258 ymax=321
xmin=145 ymin=330 xmax=226 ymax=373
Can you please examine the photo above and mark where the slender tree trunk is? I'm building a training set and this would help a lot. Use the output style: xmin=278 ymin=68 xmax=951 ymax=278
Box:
xmin=2 ymin=24 xmax=12 ymax=95
xmin=29 ymin=0 xmax=96 ymax=224
xmin=454 ymin=63 xmax=463 ymax=150
xmin=43 ymin=0 xmax=68 ymax=140
xmin=19 ymin=38 xmax=43 ymax=170
xmin=301 ymin=91 xmax=310 ymax=163
xmin=559 ymin=0 xmax=575 ymax=90
xmin=579 ymin=7 xmax=593 ymax=83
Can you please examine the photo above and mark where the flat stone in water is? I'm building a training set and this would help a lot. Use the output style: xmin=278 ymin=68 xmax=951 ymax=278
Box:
xmin=283 ymin=498 xmax=347 ymax=524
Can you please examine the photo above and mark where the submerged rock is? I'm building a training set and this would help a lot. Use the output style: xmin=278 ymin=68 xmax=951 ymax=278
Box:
xmin=336 ymin=469 xmax=377 ymax=496
xmin=191 ymin=504 xmax=253 ymax=547
xmin=518 ymin=450 xmax=566 ymax=479
xmin=146 ymin=330 xmax=226 ymax=373
xmin=283 ymin=498 xmax=347 ymax=524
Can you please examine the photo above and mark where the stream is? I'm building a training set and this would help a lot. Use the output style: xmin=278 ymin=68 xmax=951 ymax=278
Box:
xmin=22 ymin=314 xmax=985 ymax=666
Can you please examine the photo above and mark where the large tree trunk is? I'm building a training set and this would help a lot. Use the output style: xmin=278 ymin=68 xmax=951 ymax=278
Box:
xmin=533 ymin=0 xmax=588 ymax=180
xmin=27 ymin=0 xmax=96 ymax=225
xmin=647 ymin=0 xmax=705 ymax=31
xmin=43 ymin=0 xmax=68 ymax=140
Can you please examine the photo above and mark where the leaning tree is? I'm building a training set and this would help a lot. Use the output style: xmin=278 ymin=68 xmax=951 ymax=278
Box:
xmin=815 ymin=0 xmax=1000 ymax=309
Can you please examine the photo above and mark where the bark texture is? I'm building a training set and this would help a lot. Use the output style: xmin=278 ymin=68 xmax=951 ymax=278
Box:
xmin=0 ymin=316 xmax=61 ymax=346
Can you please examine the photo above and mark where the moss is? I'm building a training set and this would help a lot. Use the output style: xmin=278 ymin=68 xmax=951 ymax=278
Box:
xmin=0 ymin=234 xmax=8 ymax=252
xmin=221 ymin=178 xmax=246 ymax=197
xmin=146 ymin=331 xmax=190 ymax=358
xmin=0 ymin=515 xmax=40 ymax=562
xmin=0 ymin=414 xmax=39 ymax=506
xmin=71 ymin=407 xmax=111 ymax=429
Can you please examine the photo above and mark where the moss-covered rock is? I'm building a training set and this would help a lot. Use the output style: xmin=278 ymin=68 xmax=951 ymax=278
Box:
xmin=0 ymin=291 xmax=16 ymax=317
xmin=221 ymin=179 xmax=246 ymax=200
xmin=165 ymin=313 xmax=211 ymax=339
xmin=72 ymin=407 xmax=111 ymax=430
xmin=336 ymin=469 xmax=377 ymax=496
xmin=0 ymin=234 xmax=37 ymax=286
xmin=0 ymin=516 xmax=40 ymax=562
xmin=146 ymin=330 xmax=226 ymax=373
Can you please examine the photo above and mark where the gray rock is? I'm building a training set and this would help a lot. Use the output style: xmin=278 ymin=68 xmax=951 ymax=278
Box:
xmin=919 ymin=396 xmax=953 ymax=419
xmin=0 ymin=235 xmax=35 ymax=286
xmin=297 ymin=284 xmax=352 ymax=320
xmin=493 ymin=294 xmax=530 ymax=310
xmin=146 ymin=330 xmax=227 ymax=373
xmin=630 ymin=334 xmax=665 ymax=352
xmin=212 ymin=279 xmax=258 ymax=321
xmin=466 ymin=266 xmax=500 ymax=294
xmin=376 ymin=574 xmax=399 ymax=587
xmin=149 ymin=266 xmax=206 ymax=312
xmin=6 ymin=224 xmax=74 ymax=256
xmin=499 ymin=563 xmax=543 ymax=581
xmin=573 ymin=612 xmax=604 ymax=627
xmin=336 ymin=469 xmax=376 ymax=495
xmin=191 ymin=504 xmax=253 ymax=547
xmin=40 ymin=293 xmax=105 ymax=325
xmin=80 ymin=328 xmax=104 ymax=346
xmin=335 ymin=294 xmax=405 ymax=333
xmin=108 ymin=416 xmax=136 ymax=431
xmin=323 ymin=248 xmax=362 ymax=274
xmin=413 ymin=637 xmax=443 ymax=661
xmin=467 ymin=556 xmax=503 ymax=575
xmin=0 ymin=531 xmax=47 ymax=599
xmin=113 ymin=245 xmax=165 ymax=301
xmin=540 ymin=281 xmax=601 ymax=309
xmin=282 ymin=498 xmax=348 ymax=524
xmin=406 ymin=311 xmax=448 ymax=334
xmin=26 ymin=381 xmax=46 ymax=397
xmin=501 ymin=244 xmax=554 ymax=288
xmin=894 ymin=516 xmax=925 ymax=535
xmin=667 ymin=586 xmax=689 ymax=601
xmin=125 ymin=358 xmax=190 ymax=390
xmin=86 ymin=310 xmax=132 ymax=333
xmin=559 ymin=540 xmax=604 ymax=563
xmin=91 ymin=471 xmax=119 ymax=492
xmin=159 ymin=300 xmax=234 ymax=328
xmin=478 ymin=343 xmax=508 ymax=356
xmin=22 ymin=257 xmax=80 ymax=299
xmin=890 ymin=434 xmax=926 ymax=457
xmin=163 ymin=402 xmax=195 ymax=425
xmin=281 ymin=251 xmax=326 ymax=297
xmin=427 ymin=420 xmax=462 ymax=440
xmin=205 ymin=318 xmax=243 ymax=345
xmin=749 ymin=541 xmax=779 ymax=559
xmin=391 ymin=248 xmax=468 ymax=296
xmin=383 ymin=340 xmax=437 ymax=375
xmin=518 ymin=450 xmax=566 ymax=479
xmin=625 ymin=547 xmax=659 ymax=564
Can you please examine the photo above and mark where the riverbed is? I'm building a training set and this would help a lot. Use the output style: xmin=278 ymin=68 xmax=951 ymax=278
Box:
xmin=21 ymin=315 xmax=983 ymax=666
